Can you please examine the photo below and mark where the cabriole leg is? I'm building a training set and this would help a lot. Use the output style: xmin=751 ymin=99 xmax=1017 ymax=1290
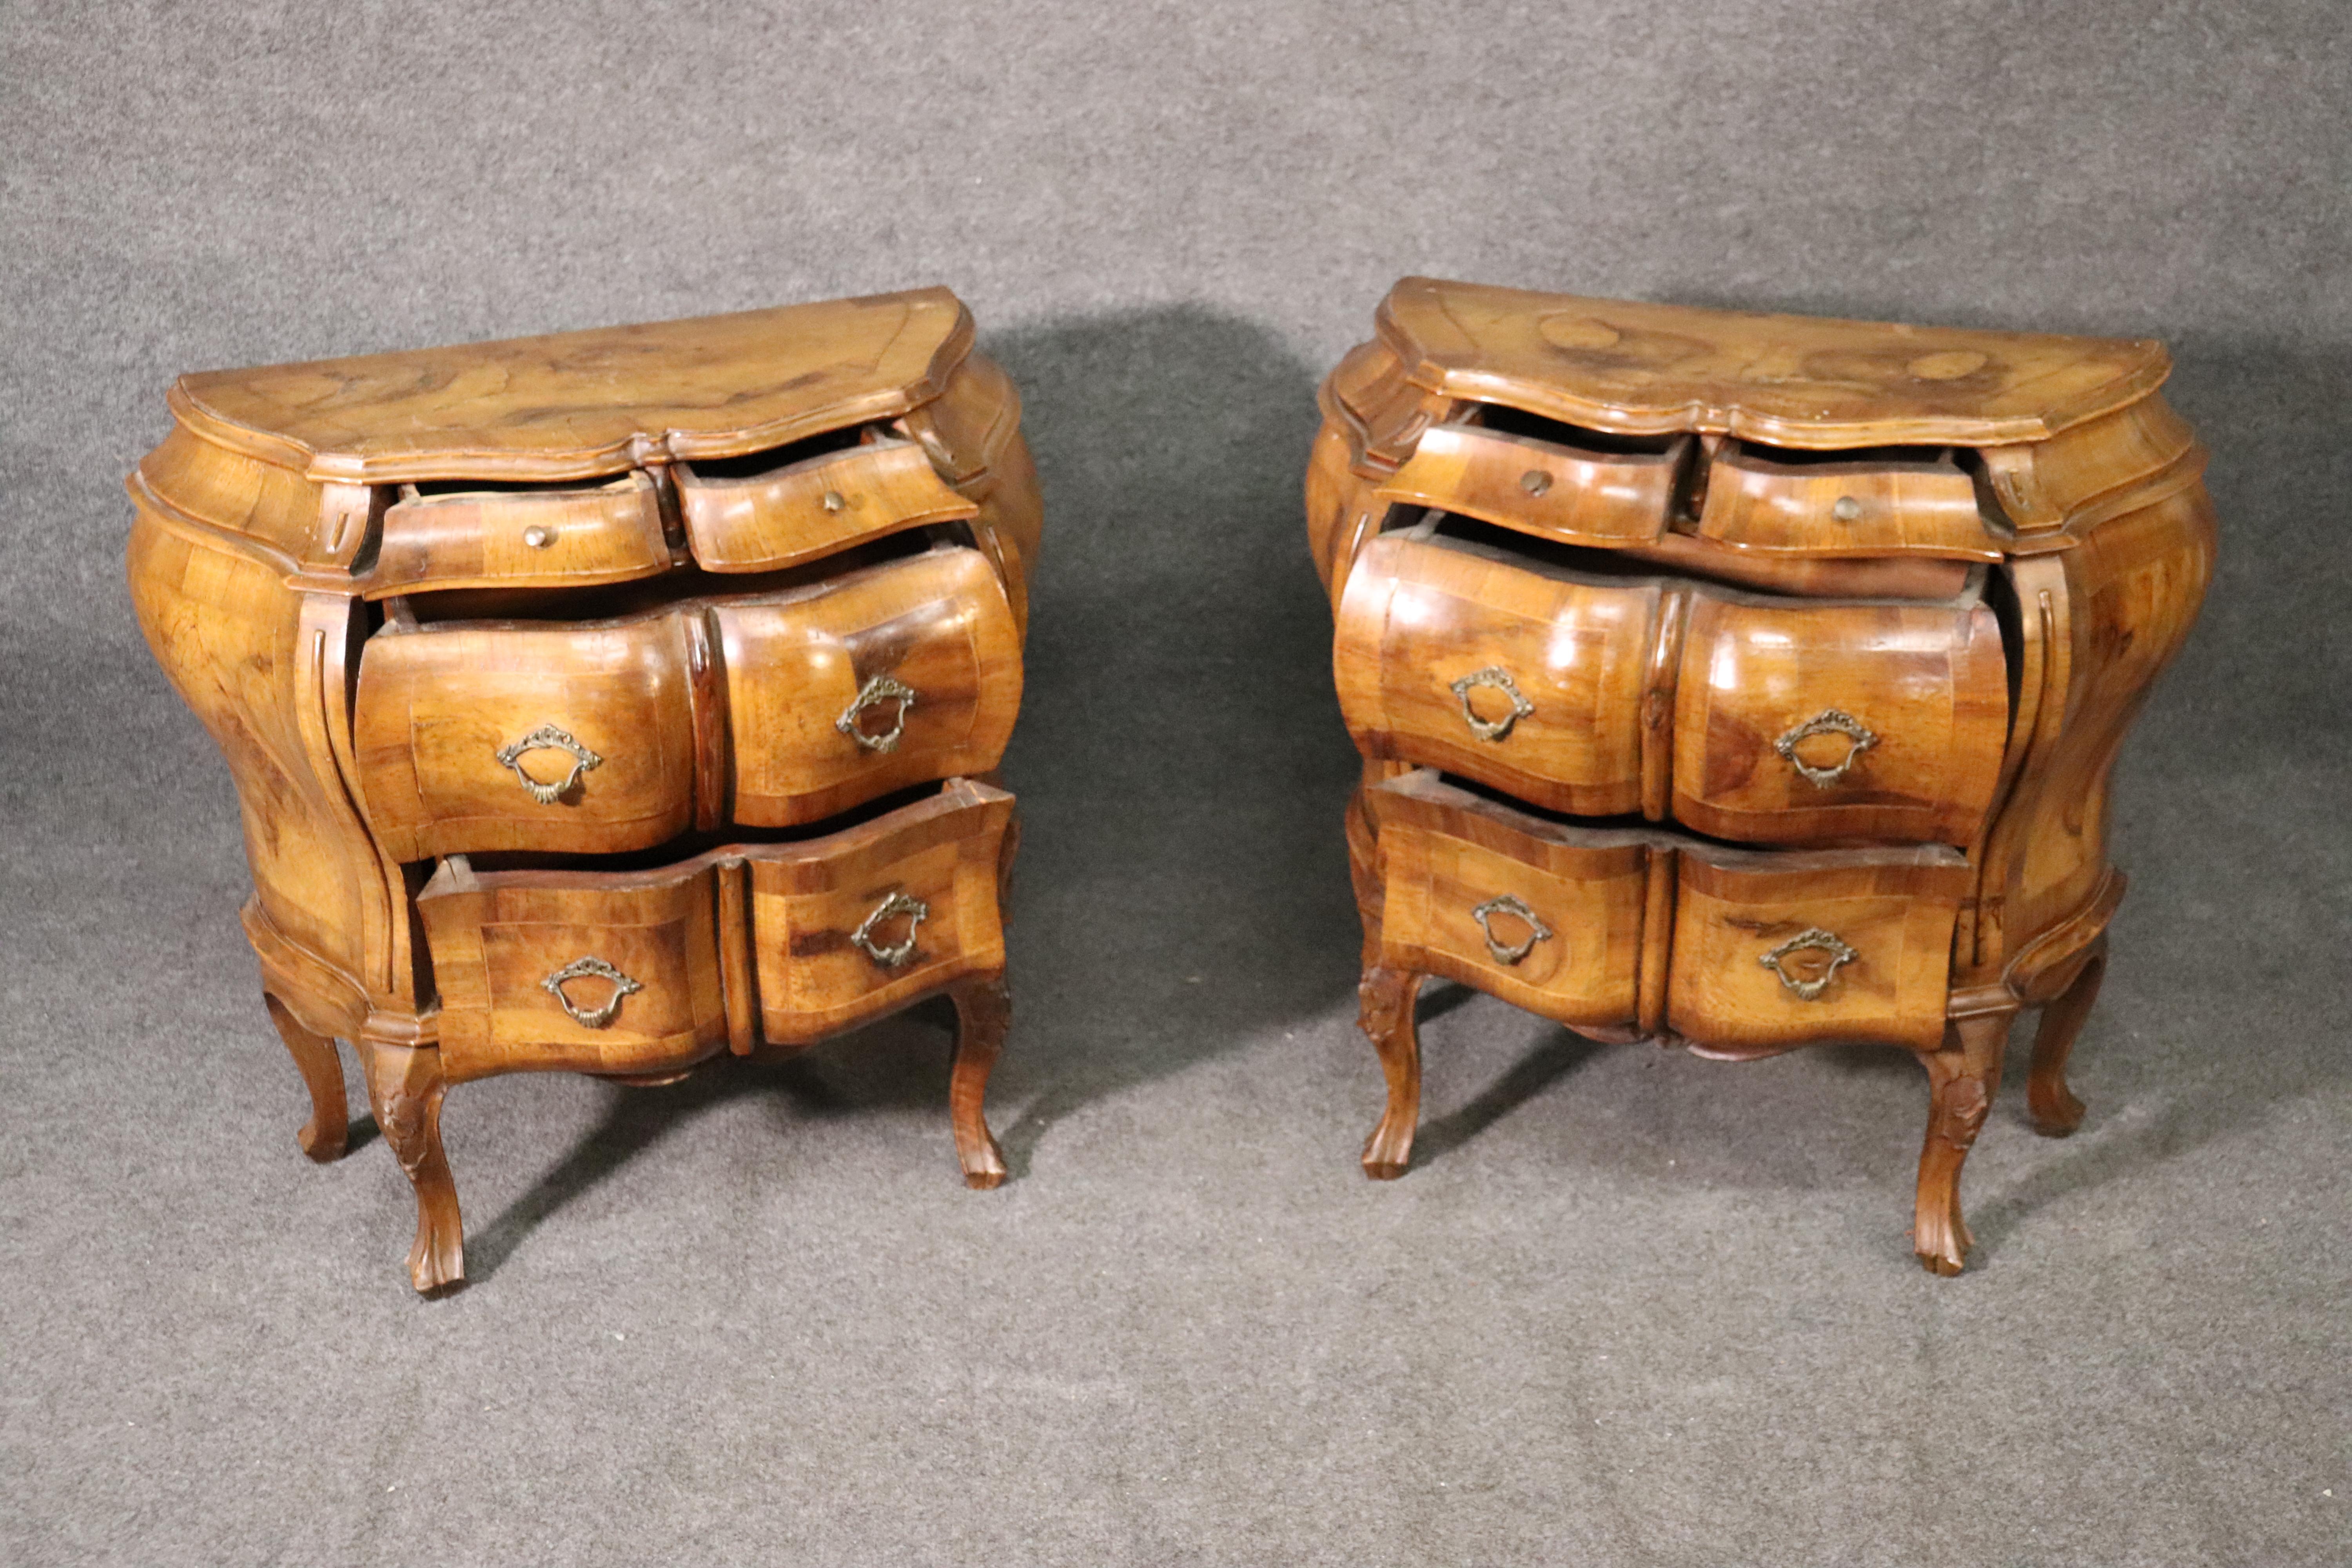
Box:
xmin=1358 ymin=966 xmax=1423 ymax=1180
xmin=263 ymin=992 xmax=349 ymax=1163
xmin=1913 ymin=1009 xmax=2014 ymax=1276
xmin=2028 ymin=935 xmax=2106 ymax=1138
xmin=947 ymin=974 xmax=1010 ymax=1190
xmin=356 ymin=1039 xmax=464 ymax=1294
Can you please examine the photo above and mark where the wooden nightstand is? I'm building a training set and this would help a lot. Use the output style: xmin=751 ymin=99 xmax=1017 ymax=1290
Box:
xmin=1308 ymin=277 xmax=2215 ymax=1274
xmin=129 ymin=289 xmax=1040 ymax=1292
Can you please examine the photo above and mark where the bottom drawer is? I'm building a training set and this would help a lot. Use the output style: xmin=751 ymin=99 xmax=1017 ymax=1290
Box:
xmin=419 ymin=779 xmax=1015 ymax=1080
xmin=1365 ymin=771 xmax=1967 ymax=1053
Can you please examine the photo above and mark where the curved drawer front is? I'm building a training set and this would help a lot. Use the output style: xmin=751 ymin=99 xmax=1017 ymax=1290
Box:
xmin=1672 ymin=595 xmax=2007 ymax=846
xmin=748 ymin=779 xmax=1015 ymax=1046
xmin=1666 ymin=846 xmax=1970 ymax=1055
xmin=1365 ymin=773 xmax=1646 ymax=1028
xmin=720 ymin=548 xmax=1022 ymax=828
xmin=1334 ymin=534 xmax=1652 ymax=817
xmin=678 ymin=439 xmax=978 ymax=574
xmin=370 ymin=473 xmax=672 ymax=595
xmin=355 ymin=615 xmax=702 ymax=862
xmin=418 ymin=861 xmax=730 ymax=1082
xmin=1698 ymin=448 xmax=1999 ymax=559
xmin=354 ymin=546 xmax=1016 ymax=857
xmin=1375 ymin=422 xmax=1683 ymax=548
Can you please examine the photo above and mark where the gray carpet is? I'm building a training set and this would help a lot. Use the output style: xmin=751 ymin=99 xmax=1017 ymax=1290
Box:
xmin=3 ymin=3 xmax=2347 ymax=1563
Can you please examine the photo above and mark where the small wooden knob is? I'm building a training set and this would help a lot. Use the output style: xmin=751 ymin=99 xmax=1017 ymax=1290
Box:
xmin=522 ymin=525 xmax=554 ymax=548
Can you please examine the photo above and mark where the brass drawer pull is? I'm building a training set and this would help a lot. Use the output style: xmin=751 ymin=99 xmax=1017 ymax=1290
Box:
xmin=1451 ymin=666 xmax=1535 ymax=743
xmin=541 ymin=956 xmax=643 ymax=1029
xmin=852 ymin=891 xmax=930 ymax=969
xmin=836 ymin=674 xmax=919 ymax=754
xmin=1759 ymin=928 xmax=1858 ymax=1000
xmin=1470 ymin=894 xmax=1553 ymax=966
xmin=1775 ymin=708 xmax=1877 ymax=787
xmin=495 ymin=724 xmax=603 ymax=804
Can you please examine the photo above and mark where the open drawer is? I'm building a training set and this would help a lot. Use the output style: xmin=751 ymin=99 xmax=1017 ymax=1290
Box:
xmin=1335 ymin=530 xmax=2007 ymax=846
xmin=417 ymin=779 xmax=1016 ymax=1081
xmin=355 ymin=543 xmax=1022 ymax=859
xmin=1363 ymin=771 xmax=1969 ymax=1053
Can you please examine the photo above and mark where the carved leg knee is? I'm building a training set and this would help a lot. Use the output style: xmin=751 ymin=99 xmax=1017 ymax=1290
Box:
xmin=948 ymin=975 xmax=1010 ymax=1190
xmin=2028 ymin=936 xmax=2106 ymax=1138
xmin=263 ymin=993 xmax=349 ymax=1163
xmin=356 ymin=1040 xmax=464 ymax=1294
xmin=1913 ymin=1010 xmax=2012 ymax=1277
xmin=1358 ymin=966 xmax=1423 ymax=1180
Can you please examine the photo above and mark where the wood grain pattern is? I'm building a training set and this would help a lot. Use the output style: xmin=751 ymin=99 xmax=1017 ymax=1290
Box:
xmin=1670 ymin=590 xmax=2009 ymax=846
xmin=1374 ymin=421 xmax=1684 ymax=548
xmin=171 ymin=287 xmax=976 ymax=483
xmin=747 ymin=779 xmax=1015 ymax=1047
xmin=1695 ymin=446 xmax=2000 ymax=559
xmin=677 ymin=438 xmax=980 ymax=574
xmin=1369 ymin=276 xmax=2170 ymax=448
xmin=370 ymin=473 xmax=674 ymax=595
xmin=417 ymin=854 xmax=732 ymax=1082
xmin=1334 ymin=533 xmax=1653 ymax=816
xmin=352 ymin=544 xmax=1021 ymax=858
xmin=1318 ymin=281 xmax=2214 ymax=1272
xmin=132 ymin=290 xmax=1035 ymax=1292
xmin=1666 ymin=845 xmax=1972 ymax=1056
xmin=1366 ymin=771 xmax=1650 ymax=1030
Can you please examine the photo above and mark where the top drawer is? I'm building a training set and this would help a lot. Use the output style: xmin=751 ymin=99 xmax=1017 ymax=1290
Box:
xmin=358 ymin=433 xmax=982 ymax=595
xmin=1697 ymin=444 xmax=2002 ymax=560
xmin=371 ymin=473 xmax=673 ymax=596
xmin=1375 ymin=421 xmax=1689 ymax=548
xmin=675 ymin=437 xmax=980 ymax=573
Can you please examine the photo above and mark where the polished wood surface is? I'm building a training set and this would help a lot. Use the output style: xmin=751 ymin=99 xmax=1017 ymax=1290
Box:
xmin=678 ymin=437 xmax=980 ymax=574
xmin=1317 ymin=282 xmax=2215 ymax=1272
xmin=171 ymin=287 xmax=976 ymax=483
xmin=354 ymin=544 xmax=1021 ymax=858
xmin=1371 ymin=276 xmax=2172 ymax=448
xmin=1695 ymin=446 xmax=2000 ymax=560
xmin=129 ymin=291 xmax=1038 ymax=1292
xmin=1335 ymin=530 xmax=2008 ymax=846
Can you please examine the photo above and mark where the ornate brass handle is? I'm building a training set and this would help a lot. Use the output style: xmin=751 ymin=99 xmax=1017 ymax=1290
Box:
xmin=836 ymin=675 xmax=919 ymax=754
xmin=1470 ymin=894 xmax=1553 ymax=966
xmin=495 ymin=724 xmax=603 ymax=804
xmin=1774 ymin=708 xmax=1877 ymax=788
xmin=1759 ymin=928 xmax=1858 ymax=1001
xmin=852 ymin=891 xmax=930 ymax=969
xmin=541 ymin=956 xmax=643 ymax=1029
xmin=1451 ymin=666 xmax=1534 ymax=743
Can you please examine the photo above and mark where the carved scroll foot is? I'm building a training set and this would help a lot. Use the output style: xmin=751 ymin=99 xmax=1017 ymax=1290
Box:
xmin=948 ymin=975 xmax=1010 ymax=1190
xmin=1913 ymin=1010 xmax=2013 ymax=1277
xmin=1358 ymin=966 xmax=1424 ymax=1180
xmin=263 ymin=993 xmax=349 ymax=1163
xmin=356 ymin=1040 xmax=465 ymax=1294
xmin=2028 ymin=935 xmax=2106 ymax=1138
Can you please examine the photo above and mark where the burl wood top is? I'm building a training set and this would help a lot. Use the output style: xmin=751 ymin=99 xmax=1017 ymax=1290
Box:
xmin=1376 ymin=277 xmax=2170 ymax=448
xmin=170 ymin=287 xmax=976 ymax=483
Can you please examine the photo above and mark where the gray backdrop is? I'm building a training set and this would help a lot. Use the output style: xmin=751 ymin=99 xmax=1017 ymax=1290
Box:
xmin=4 ymin=3 xmax=2347 ymax=1564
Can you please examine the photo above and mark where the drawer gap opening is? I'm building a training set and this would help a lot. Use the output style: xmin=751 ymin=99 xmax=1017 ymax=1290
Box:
xmin=383 ymin=528 xmax=949 ymax=625
xmin=1723 ymin=438 xmax=1958 ymax=471
xmin=1470 ymin=403 xmax=1686 ymax=457
xmin=679 ymin=423 xmax=876 ymax=482
xmin=442 ymin=779 xmax=963 ymax=876
xmin=1429 ymin=770 xmax=1971 ymax=860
